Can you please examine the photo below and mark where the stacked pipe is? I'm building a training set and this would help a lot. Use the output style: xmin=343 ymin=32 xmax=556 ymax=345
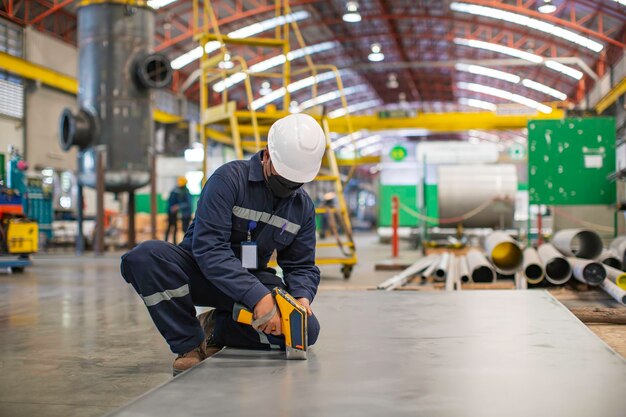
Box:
xmin=484 ymin=231 xmax=523 ymax=275
xmin=376 ymin=229 xmax=626 ymax=298
xmin=466 ymin=249 xmax=496 ymax=283
xmin=377 ymin=255 xmax=439 ymax=291
xmin=537 ymin=243 xmax=572 ymax=285
xmin=549 ymin=230 xmax=626 ymax=302
xmin=522 ymin=247 xmax=545 ymax=285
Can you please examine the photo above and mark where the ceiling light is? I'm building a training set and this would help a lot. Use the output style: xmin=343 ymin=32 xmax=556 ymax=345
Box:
xmin=213 ymin=41 xmax=336 ymax=92
xmin=386 ymin=73 xmax=398 ymax=89
xmin=368 ymin=43 xmax=384 ymax=62
xmin=343 ymin=1 xmax=362 ymax=23
xmin=450 ymin=2 xmax=603 ymax=52
xmin=538 ymin=0 xmax=557 ymax=14
xmin=454 ymin=38 xmax=542 ymax=63
xmin=297 ymin=85 xmax=368 ymax=112
xmin=360 ymin=143 xmax=383 ymax=156
xmin=338 ymin=135 xmax=382 ymax=152
xmin=148 ymin=0 xmax=177 ymax=9
xmin=170 ymin=11 xmax=310 ymax=70
xmin=458 ymin=97 xmax=497 ymax=111
xmin=454 ymin=38 xmax=584 ymax=80
xmin=457 ymin=82 xmax=552 ymax=114
xmin=455 ymin=63 xmax=520 ymax=83
xmin=328 ymin=99 xmax=382 ymax=118
xmin=331 ymin=131 xmax=364 ymax=150
xmin=544 ymin=60 xmax=583 ymax=80
xmin=251 ymin=71 xmax=340 ymax=110
xmin=228 ymin=10 xmax=309 ymax=38
xmin=218 ymin=53 xmax=234 ymax=69
xmin=521 ymin=79 xmax=567 ymax=100
xmin=259 ymin=81 xmax=272 ymax=96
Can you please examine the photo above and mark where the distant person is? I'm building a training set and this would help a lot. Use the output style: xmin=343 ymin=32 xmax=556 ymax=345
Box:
xmin=164 ymin=176 xmax=192 ymax=243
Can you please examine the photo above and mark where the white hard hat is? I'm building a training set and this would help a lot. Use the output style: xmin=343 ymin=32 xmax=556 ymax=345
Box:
xmin=267 ymin=114 xmax=326 ymax=183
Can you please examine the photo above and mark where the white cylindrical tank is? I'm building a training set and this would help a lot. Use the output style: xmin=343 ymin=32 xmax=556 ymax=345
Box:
xmin=437 ymin=165 xmax=517 ymax=228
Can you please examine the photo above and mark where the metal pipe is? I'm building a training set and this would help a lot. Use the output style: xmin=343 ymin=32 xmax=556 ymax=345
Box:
xmin=445 ymin=255 xmax=457 ymax=291
xmin=537 ymin=244 xmax=572 ymax=285
xmin=128 ymin=190 xmax=136 ymax=248
xmin=94 ymin=147 xmax=105 ymax=256
xmin=609 ymin=237 xmax=626 ymax=267
xmin=552 ymin=229 xmax=603 ymax=259
xmin=600 ymin=279 xmax=626 ymax=305
xmin=76 ymin=169 xmax=84 ymax=256
xmin=434 ymin=252 xmax=450 ymax=282
xmin=598 ymin=249 xmax=622 ymax=270
xmin=466 ymin=249 xmax=496 ymax=283
xmin=484 ymin=231 xmax=523 ymax=274
xmin=604 ymin=265 xmax=626 ymax=290
xmin=150 ymin=151 xmax=157 ymax=240
xmin=377 ymin=256 xmax=438 ymax=291
xmin=522 ymin=247 xmax=545 ymax=285
xmin=568 ymin=258 xmax=606 ymax=286
xmin=457 ymin=256 xmax=470 ymax=283
xmin=420 ymin=257 xmax=440 ymax=280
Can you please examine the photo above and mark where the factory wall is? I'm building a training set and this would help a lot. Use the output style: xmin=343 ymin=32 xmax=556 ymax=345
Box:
xmin=23 ymin=27 xmax=77 ymax=170
xmin=0 ymin=116 xmax=22 ymax=152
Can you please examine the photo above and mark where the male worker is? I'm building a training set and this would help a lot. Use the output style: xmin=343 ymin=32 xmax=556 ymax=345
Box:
xmin=164 ymin=176 xmax=193 ymax=243
xmin=121 ymin=114 xmax=325 ymax=375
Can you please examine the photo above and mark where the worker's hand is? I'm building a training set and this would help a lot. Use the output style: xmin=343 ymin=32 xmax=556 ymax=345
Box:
xmin=254 ymin=293 xmax=282 ymax=336
xmin=297 ymin=298 xmax=313 ymax=317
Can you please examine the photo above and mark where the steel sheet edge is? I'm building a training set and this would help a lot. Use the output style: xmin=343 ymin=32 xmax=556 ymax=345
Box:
xmin=59 ymin=0 xmax=172 ymax=192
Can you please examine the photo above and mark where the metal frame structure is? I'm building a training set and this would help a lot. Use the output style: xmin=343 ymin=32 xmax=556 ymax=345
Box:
xmin=2 ymin=0 xmax=623 ymax=110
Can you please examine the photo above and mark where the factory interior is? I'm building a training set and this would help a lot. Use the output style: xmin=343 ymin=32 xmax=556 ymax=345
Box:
xmin=0 ymin=0 xmax=625 ymax=416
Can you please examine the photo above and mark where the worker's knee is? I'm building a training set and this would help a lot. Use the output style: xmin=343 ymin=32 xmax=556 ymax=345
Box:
xmin=120 ymin=240 xmax=166 ymax=283
xmin=307 ymin=314 xmax=320 ymax=346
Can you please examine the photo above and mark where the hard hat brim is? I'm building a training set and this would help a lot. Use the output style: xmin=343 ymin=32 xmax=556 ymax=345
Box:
xmin=268 ymin=146 xmax=320 ymax=183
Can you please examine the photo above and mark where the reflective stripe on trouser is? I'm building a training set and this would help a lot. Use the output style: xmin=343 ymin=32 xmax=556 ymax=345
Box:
xmin=120 ymin=240 xmax=321 ymax=354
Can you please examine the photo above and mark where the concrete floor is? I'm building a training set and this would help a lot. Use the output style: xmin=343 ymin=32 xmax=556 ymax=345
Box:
xmin=0 ymin=232 xmax=623 ymax=417
xmin=0 ymin=232 xmax=405 ymax=417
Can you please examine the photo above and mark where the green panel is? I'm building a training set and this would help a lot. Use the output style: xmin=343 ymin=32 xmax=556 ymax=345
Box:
xmin=378 ymin=185 xmax=419 ymax=227
xmin=0 ymin=154 xmax=5 ymax=183
xmin=135 ymin=194 xmax=200 ymax=214
xmin=528 ymin=117 xmax=616 ymax=205
xmin=424 ymin=184 xmax=439 ymax=226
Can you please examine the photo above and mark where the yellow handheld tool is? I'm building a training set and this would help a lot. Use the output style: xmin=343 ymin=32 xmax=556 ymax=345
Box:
xmin=233 ymin=287 xmax=308 ymax=360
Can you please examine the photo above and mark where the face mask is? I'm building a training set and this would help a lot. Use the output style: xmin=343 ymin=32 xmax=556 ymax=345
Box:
xmin=266 ymin=173 xmax=303 ymax=198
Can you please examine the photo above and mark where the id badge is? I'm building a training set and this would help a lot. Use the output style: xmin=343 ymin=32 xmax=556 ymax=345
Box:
xmin=241 ymin=241 xmax=258 ymax=269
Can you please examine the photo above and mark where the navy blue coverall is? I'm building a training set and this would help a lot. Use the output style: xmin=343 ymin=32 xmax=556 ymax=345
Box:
xmin=164 ymin=185 xmax=193 ymax=243
xmin=121 ymin=151 xmax=321 ymax=354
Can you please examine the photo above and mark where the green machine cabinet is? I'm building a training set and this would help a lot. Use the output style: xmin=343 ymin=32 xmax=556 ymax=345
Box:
xmin=528 ymin=117 xmax=616 ymax=205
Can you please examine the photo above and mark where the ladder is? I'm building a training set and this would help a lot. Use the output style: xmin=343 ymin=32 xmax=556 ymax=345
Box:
xmin=194 ymin=0 xmax=357 ymax=278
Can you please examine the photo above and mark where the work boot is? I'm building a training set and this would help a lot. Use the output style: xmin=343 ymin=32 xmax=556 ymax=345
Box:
xmin=172 ymin=309 xmax=222 ymax=376
xmin=198 ymin=308 xmax=223 ymax=356
xmin=172 ymin=345 xmax=206 ymax=377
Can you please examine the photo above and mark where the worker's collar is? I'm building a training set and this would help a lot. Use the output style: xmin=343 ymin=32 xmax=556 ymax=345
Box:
xmin=248 ymin=151 xmax=266 ymax=182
